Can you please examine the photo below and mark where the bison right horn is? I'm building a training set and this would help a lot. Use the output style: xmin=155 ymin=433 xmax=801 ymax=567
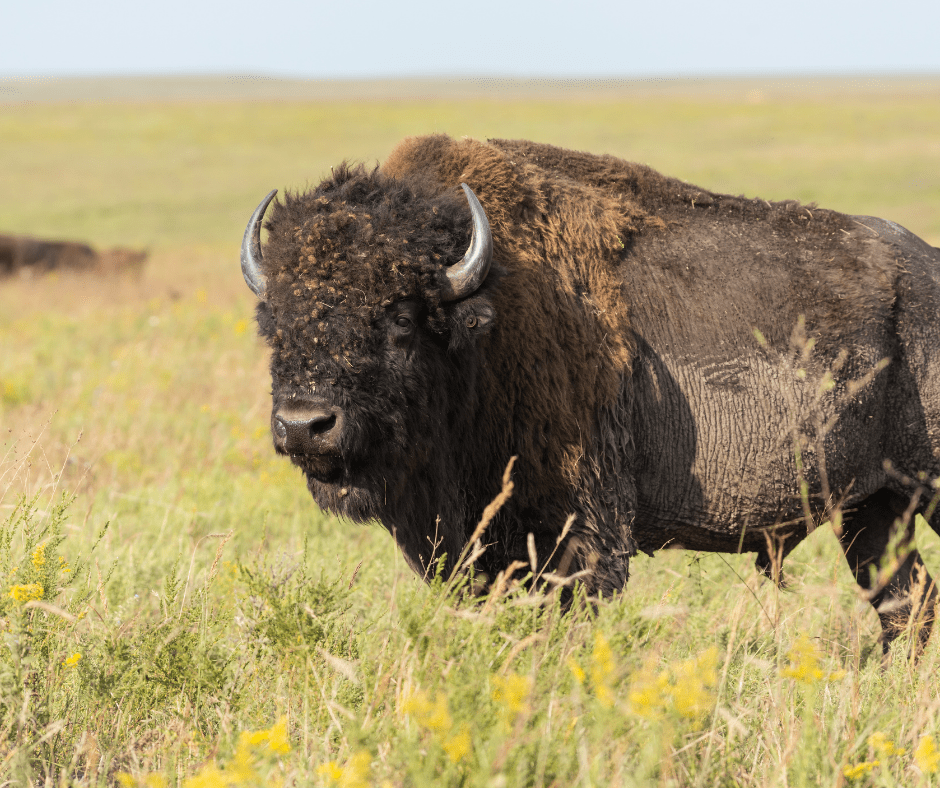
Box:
xmin=440 ymin=183 xmax=493 ymax=302
xmin=240 ymin=189 xmax=277 ymax=300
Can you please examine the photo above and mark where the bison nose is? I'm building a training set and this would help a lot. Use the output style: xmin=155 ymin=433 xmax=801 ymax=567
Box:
xmin=273 ymin=404 xmax=344 ymax=456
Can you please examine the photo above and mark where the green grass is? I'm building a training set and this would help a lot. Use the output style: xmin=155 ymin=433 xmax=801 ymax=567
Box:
xmin=2 ymin=78 xmax=940 ymax=786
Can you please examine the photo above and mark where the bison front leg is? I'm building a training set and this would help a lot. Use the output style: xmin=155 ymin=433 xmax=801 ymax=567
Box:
xmin=837 ymin=489 xmax=937 ymax=653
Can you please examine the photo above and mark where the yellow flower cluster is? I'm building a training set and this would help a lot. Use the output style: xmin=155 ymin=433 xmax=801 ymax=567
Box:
xmin=442 ymin=725 xmax=472 ymax=764
xmin=400 ymin=688 xmax=472 ymax=763
xmin=843 ymin=732 xmax=909 ymax=780
xmin=238 ymin=718 xmax=291 ymax=756
xmin=62 ymin=652 xmax=82 ymax=668
xmin=117 ymin=775 xmax=167 ymax=788
xmin=491 ymin=673 xmax=533 ymax=716
xmin=8 ymin=583 xmax=44 ymax=603
xmin=916 ymin=735 xmax=940 ymax=774
xmin=316 ymin=750 xmax=371 ymax=788
xmin=591 ymin=633 xmax=616 ymax=707
xmin=868 ymin=731 xmax=905 ymax=758
xmin=843 ymin=760 xmax=877 ymax=780
xmin=401 ymin=688 xmax=452 ymax=732
xmin=113 ymin=717 xmax=292 ymax=788
xmin=780 ymin=634 xmax=846 ymax=684
xmin=32 ymin=543 xmax=46 ymax=569
xmin=568 ymin=632 xmax=617 ymax=707
xmin=627 ymin=647 xmax=719 ymax=722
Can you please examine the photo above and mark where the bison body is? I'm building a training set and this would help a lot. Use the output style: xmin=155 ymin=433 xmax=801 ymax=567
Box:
xmin=0 ymin=233 xmax=147 ymax=278
xmin=243 ymin=135 xmax=940 ymax=647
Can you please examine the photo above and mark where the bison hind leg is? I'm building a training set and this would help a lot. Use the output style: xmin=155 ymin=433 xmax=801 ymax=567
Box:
xmin=837 ymin=489 xmax=937 ymax=654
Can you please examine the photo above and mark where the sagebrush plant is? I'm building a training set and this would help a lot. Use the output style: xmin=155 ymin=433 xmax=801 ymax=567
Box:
xmin=1 ymin=82 xmax=940 ymax=786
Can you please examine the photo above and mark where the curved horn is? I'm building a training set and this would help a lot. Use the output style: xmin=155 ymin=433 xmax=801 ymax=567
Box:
xmin=440 ymin=183 xmax=493 ymax=302
xmin=240 ymin=189 xmax=277 ymax=300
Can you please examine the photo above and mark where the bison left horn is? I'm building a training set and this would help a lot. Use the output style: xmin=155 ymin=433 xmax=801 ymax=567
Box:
xmin=240 ymin=189 xmax=277 ymax=300
xmin=440 ymin=183 xmax=494 ymax=302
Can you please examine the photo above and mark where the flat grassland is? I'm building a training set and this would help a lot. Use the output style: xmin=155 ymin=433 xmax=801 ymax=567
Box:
xmin=2 ymin=76 xmax=940 ymax=787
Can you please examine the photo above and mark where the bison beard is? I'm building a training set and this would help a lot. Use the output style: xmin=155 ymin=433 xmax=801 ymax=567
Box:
xmin=243 ymin=134 xmax=940 ymax=651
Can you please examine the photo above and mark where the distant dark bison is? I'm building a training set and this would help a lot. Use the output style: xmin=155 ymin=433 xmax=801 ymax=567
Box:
xmin=241 ymin=135 xmax=940 ymax=649
xmin=0 ymin=234 xmax=147 ymax=278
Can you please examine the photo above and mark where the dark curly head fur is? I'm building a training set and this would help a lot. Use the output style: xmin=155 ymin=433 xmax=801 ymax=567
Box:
xmin=255 ymin=162 xmax=505 ymax=574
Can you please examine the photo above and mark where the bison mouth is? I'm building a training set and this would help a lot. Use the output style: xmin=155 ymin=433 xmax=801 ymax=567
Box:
xmin=300 ymin=457 xmax=394 ymax=523
xmin=295 ymin=454 xmax=345 ymax=485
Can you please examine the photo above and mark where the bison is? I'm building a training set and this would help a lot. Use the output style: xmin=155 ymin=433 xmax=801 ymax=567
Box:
xmin=0 ymin=233 xmax=147 ymax=278
xmin=241 ymin=134 xmax=940 ymax=649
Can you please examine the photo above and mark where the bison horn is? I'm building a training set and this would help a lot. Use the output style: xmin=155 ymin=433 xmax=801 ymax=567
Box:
xmin=440 ymin=183 xmax=493 ymax=302
xmin=240 ymin=189 xmax=277 ymax=300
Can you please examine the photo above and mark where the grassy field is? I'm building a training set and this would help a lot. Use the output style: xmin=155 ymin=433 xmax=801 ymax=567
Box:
xmin=2 ymin=77 xmax=940 ymax=787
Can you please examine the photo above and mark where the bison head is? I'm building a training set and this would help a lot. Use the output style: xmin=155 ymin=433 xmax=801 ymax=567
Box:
xmin=241 ymin=165 xmax=498 ymax=572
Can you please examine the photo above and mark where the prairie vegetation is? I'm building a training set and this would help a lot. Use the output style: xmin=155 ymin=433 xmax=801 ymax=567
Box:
xmin=1 ymin=77 xmax=940 ymax=786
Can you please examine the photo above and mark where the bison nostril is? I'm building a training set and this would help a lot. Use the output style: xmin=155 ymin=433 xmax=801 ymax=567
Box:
xmin=273 ymin=419 xmax=287 ymax=440
xmin=308 ymin=413 xmax=336 ymax=435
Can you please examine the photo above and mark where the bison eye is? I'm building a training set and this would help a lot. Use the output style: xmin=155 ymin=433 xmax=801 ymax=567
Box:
xmin=387 ymin=300 xmax=420 ymax=342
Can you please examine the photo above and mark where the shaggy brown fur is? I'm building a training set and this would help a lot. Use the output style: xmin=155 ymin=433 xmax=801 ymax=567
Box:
xmin=251 ymin=135 xmax=940 ymax=644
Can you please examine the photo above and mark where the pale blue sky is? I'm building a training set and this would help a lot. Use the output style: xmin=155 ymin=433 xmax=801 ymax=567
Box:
xmin=4 ymin=0 xmax=939 ymax=77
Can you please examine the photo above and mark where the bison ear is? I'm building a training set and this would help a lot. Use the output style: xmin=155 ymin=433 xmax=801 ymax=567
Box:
xmin=254 ymin=300 xmax=277 ymax=341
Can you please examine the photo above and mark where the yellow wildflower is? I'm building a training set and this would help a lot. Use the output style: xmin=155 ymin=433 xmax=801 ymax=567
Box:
xmin=780 ymin=634 xmax=845 ymax=684
xmin=425 ymin=695 xmax=452 ymax=732
xmin=590 ymin=633 xmax=616 ymax=707
xmin=492 ymin=673 xmax=533 ymax=716
xmin=181 ymin=718 xmax=289 ymax=787
xmin=566 ymin=657 xmax=586 ymax=685
xmin=227 ymin=744 xmax=259 ymax=784
xmin=32 ymin=543 xmax=46 ymax=569
xmin=627 ymin=658 xmax=671 ymax=718
xmin=916 ymin=735 xmax=940 ymax=774
xmin=8 ymin=583 xmax=44 ymax=603
xmin=318 ymin=751 xmax=370 ymax=788
xmin=843 ymin=761 xmax=878 ymax=780
xmin=628 ymin=647 xmax=719 ymax=721
xmin=867 ymin=731 xmax=904 ymax=757
xmin=400 ymin=686 xmax=471 ymax=761
xmin=401 ymin=688 xmax=452 ymax=732
xmin=671 ymin=646 xmax=719 ymax=719
xmin=317 ymin=762 xmax=343 ymax=783
xmin=239 ymin=716 xmax=290 ymax=755
xmin=116 ymin=775 xmax=167 ymax=788
xmin=443 ymin=724 xmax=472 ymax=763
xmin=60 ymin=556 xmax=70 ymax=574
xmin=63 ymin=652 xmax=82 ymax=668
xmin=264 ymin=717 xmax=290 ymax=755
xmin=342 ymin=751 xmax=371 ymax=788
xmin=183 ymin=762 xmax=234 ymax=788
xmin=401 ymin=687 xmax=430 ymax=717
